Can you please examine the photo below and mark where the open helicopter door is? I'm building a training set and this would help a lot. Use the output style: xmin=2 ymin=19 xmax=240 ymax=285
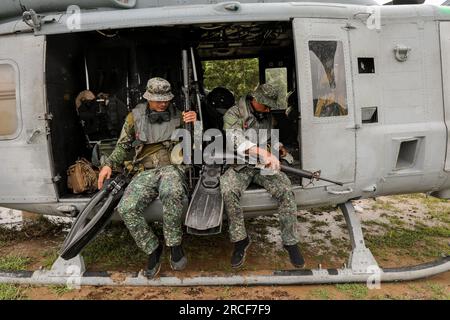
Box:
xmin=292 ymin=19 xmax=356 ymax=188
xmin=0 ymin=35 xmax=57 ymax=204
xmin=441 ymin=22 xmax=450 ymax=172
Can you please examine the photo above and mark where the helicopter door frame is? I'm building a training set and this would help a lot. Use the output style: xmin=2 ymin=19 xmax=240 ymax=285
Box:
xmin=440 ymin=22 xmax=450 ymax=171
xmin=292 ymin=18 xmax=356 ymax=186
xmin=0 ymin=34 xmax=57 ymax=203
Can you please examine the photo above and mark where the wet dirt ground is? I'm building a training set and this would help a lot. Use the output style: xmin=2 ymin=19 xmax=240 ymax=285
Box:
xmin=0 ymin=194 xmax=449 ymax=300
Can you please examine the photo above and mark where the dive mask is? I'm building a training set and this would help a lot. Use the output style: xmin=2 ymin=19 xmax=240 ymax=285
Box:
xmin=147 ymin=109 xmax=171 ymax=124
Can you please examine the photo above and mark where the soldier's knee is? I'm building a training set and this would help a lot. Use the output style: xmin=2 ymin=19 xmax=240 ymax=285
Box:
xmin=159 ymin=185 xmax=185 ymax=201
xmin=221 ymin=186 xmax=241 ymax=201
xmin=117 ymin=203 xmax=131 ymax=221
xmin=275 ymin=188 xmax=295 ymax=202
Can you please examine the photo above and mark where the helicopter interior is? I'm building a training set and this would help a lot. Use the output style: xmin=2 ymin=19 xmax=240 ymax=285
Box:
xmin=45 ymin=22 xmax=301 ymax=198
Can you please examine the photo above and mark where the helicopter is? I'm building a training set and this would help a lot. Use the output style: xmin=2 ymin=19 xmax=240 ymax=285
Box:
xmin=0 ymin=0 xmax=449 ymax=286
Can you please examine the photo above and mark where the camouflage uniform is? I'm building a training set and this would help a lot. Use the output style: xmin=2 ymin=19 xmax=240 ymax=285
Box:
xmin=220 ymin=84 xmax=300 ymax=245
xmin=104 ymin=78 xmax=187 ymax=255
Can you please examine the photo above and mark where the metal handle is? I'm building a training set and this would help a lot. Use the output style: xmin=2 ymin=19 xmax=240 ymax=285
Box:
xmin=326 ymin=186 xmax=353 ymax=195
xmin=26 ymin=128 xmax=42 ymax=144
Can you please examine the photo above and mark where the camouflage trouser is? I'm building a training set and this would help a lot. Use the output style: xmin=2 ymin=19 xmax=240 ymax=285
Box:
xmin=117 ymin=165 xmax=187 ymax=255
xmin=220 ymin=166 xmax=299 ymax=245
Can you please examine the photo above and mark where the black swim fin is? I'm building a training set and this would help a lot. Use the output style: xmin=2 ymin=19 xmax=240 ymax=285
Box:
xmin=59 ymin=175 xmax=129 ymax=260
xmin=185 ymin=165 xmax=223 ymax=235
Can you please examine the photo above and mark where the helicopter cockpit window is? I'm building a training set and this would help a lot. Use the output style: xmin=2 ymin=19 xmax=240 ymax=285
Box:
xmin=309 ymin=41 xmax=348 ymax=118
xmin=265 ymin=67 xmax=288 ymax=109
xmin=0 ymin=64 xmax=18 ymax=137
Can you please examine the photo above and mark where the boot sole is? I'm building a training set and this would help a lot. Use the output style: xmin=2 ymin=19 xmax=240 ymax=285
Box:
xmin=145 ymin=262 xmax=161 ymax=279
xmin=170 ymin=255 xmax=187 ymax=271
xmin=292 ymin=262 xmax=305 ymax=269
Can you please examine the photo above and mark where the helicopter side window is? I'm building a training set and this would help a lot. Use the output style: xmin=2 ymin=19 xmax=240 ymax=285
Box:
xmin=0 ymin=63 xmax=18 ymax=138
xmin=309 ymin=41 xmax=348 ymax=118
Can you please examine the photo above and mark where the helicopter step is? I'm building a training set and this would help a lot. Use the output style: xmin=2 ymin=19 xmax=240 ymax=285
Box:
xmin=0 ymin=201 xmax=448 ymax=286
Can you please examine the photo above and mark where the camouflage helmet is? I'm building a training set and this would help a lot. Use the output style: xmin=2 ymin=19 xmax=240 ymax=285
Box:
xmin=251 ymin=83 xmax=279 ymax=109
xmin=143 ymin=77 xmax=175 ymax=101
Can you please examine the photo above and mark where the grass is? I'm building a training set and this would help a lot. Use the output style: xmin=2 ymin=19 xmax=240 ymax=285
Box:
xmin=0 ymin=284 xmax=27 ymax=300
xmin=364 ymin=214 xmax=450 ymax=259
xmin=219 ymin=286 xmax=232 ymax=300
xmin=0 ymin=255 xmax=31 ymax=271
xmin=335 ymin=283 xmax=369 ymax=299
xmin=82 ymin=222 xmax=147 ymax=269
xmin=310 ymin=288 xmax=332 ymax=300
xmin=48 ymin=285 xmax=73 ymax=297
xmin=310 ymin=220 xmax=329 ymax=228
xmin=370 ymin=199 xmax=401 ymax=213
xmin=307 ymin=206 xmax=336 ymax=215
xmin=392 ymin=193 xmax=450 ymax=225
xmin=425 ymin=282 xmax=450 ymax=300
xmin=42 ymin=249 xmax=60 ymax=269
xmin=0 ymin=215 xmax=68 ymax=244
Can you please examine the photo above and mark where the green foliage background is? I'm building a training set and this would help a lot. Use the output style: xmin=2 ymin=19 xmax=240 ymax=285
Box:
xmin=202 ymin=59 xmax=259 ymax=98
xmin=202 ymin=58 xmax=288 ymax=108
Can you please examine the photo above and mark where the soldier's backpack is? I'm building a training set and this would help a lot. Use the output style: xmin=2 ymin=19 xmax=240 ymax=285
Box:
xmin=77 ymin=95 xmax=128 ymax=141
xmin=67 ymin=158 xmax=99 ymax=194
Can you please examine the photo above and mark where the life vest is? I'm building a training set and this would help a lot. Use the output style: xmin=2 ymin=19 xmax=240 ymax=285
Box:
xmin=131 ymin=103 xmax=182 ymax=169
xmin=236 ymin=97 xmax=273 ymax=145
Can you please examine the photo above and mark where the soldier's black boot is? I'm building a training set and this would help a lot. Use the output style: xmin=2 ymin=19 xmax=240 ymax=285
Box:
xmin=145 ymin=244 xmax=163 ymax=279
xmin=231 ymin=236 xmax=250 ymax=268
xmin=170 ymin=244 xmax=187 ymax=271
xmin=283 ymin=244 xmax=305 ymax=268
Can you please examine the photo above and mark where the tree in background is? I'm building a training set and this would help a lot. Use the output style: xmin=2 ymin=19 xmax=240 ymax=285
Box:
xmin=202 ymin=59 xmax=259 ymax=98
xmin=202 ymin=58 xmax=288 ymax=109
xmin=265 ymin=67 xmax=288 ymax=109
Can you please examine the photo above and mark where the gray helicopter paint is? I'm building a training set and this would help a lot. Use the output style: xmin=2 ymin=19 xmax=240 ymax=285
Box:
xmin=293 ymin=18 xmax=357 ymax=187
xmin=0 ymin=0 xmax=135 ymax=21
xmin=348 ymin=18 xmax=448 ymax=198
xmin=0 ymin=34 xmax=57 ymax=204
xmin=0 ymin=0 xmax=378 ymax=21
xmin=1 ymin=2 xmax=450 ymax=218
xmin=441 ymin=22 xmax=450 ymax=172
xmin=1 ymin=3 xmax=449 ymax=37
xmin=32 ymin=4 xmax=450 ymax=36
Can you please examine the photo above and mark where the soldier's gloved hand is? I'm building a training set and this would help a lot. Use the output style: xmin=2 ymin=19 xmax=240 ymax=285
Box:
xmin=182 ymin=111 xmax=197 ymax=123
xmin=98 ymin=166 xmax=112 ymax=190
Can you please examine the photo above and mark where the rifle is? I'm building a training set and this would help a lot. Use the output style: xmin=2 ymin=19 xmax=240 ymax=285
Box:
xmin=207 ymin=153 xmax=344 ymax=187
xmin=190 ymin=47 xmax=204 ymax=122
xmin=189 ymin=47 xmax=204 ymax=165
xmin=182 ymin=49 xmax=191 ymax=133
xmin=181 ymin=49 xmax=193 ymax=188
xmin=279 ymin=164 xmax=343 ymax=186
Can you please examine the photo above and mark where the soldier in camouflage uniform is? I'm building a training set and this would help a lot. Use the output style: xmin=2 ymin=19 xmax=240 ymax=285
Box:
xmin=97 ymin=77 xmax=197 ymax=278
xmin=220 ymin=83 xmax=305 ymax=269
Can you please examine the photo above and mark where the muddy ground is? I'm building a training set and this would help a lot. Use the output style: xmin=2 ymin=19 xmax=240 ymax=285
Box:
xmin=0 ymin=193 xmax=449 ymax=300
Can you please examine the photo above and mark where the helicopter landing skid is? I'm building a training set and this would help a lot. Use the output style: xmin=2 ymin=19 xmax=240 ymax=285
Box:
xmin=0 ymin=202 xmax=448 ymax=286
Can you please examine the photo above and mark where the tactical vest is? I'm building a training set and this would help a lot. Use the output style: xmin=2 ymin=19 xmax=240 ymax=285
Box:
xmin=237 ymin=97 xmax=273 ymax=145
xmin=132 ymin=103 xmax=181 ymax=168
